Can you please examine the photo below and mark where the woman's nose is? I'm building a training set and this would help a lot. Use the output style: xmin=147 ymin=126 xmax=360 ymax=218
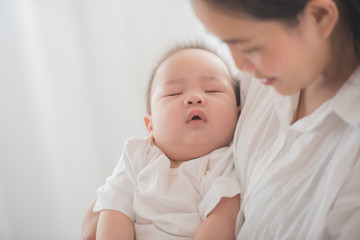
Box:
xmin=228 ymin=45 xmax=256 ymax=73
xmin=184 ymin=93 xmax=206 ymax=106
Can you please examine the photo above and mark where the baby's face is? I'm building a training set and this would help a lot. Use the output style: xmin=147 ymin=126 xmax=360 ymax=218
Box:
xmin=146 ymin=49 xmax=239 ymax=161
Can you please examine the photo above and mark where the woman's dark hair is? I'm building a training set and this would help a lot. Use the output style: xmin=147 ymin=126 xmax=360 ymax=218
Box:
xmin=203 ymin=0 xmax=306 ymax=22
xmin=203 ymin=0 xmax=360 ymax=57
xmin=334 ymin=0 xmax=360 ymax=57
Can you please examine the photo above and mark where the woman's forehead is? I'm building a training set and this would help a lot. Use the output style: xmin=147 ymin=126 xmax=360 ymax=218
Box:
xmin=191 ymin=0 xmax=283 ymax=42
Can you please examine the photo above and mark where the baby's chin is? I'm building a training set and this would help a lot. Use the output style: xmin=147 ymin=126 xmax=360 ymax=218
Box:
xmin=161 ymin=142 xmax=229 ymax=162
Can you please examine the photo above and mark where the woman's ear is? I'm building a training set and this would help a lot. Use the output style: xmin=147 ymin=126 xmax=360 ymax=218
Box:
xmin=144 ymin=115 xmax=155 ymax=142
xmin=305 ymin=0 xmax=339 ymax=39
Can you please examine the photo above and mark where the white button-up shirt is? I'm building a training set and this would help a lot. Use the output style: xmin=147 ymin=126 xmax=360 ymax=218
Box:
xmin=234 ymin=66 xmax=360 ymax=239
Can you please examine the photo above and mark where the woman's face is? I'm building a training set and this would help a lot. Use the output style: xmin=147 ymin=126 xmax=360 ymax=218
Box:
xmin=191 ymin=0 xmax=330 ymax=96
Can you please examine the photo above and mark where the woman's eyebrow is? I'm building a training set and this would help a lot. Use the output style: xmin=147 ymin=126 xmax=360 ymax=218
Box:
xmin=223 ymin=38 xmax=251 ymax=45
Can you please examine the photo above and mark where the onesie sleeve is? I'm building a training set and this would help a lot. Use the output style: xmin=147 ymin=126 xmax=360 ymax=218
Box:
xmin=198 ymin=146 xmax=241 ymax=220
xmin=93 ymin=137 xmax=148 ymax=221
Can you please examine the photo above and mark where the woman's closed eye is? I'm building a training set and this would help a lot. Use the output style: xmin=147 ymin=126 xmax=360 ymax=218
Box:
xmin=241 ymin=46 xmax=261 ymax=55
xmin=232 ymin=43 xmax=261 ymax=55
xmin=243 ymin=49 xmax=260 ymax=55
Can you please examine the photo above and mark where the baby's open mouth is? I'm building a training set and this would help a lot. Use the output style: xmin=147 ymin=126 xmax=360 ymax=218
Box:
xmin=187 ymin=110 xmax=206 ymax=123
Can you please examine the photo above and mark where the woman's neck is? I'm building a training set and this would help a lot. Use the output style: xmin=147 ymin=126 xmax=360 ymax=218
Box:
xmin=296 ymin=42 xmax=360 ymax=120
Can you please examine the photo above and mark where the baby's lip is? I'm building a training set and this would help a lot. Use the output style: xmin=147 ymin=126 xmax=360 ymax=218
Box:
xmin=187 ymin=110 xmax=207 ymax=123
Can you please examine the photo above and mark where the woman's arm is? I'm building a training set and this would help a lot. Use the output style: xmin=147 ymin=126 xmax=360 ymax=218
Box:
xmin=81 ymin=199 xmax=99 ymax=240
xmin=193 ymin=194 xmax=240 ymax=240
xmin=96 ymin=210 xmax=135 ymax=240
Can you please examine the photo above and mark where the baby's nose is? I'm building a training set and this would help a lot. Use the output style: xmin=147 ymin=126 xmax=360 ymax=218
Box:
xmin=184 ymin=94 xmax=206 ymax=106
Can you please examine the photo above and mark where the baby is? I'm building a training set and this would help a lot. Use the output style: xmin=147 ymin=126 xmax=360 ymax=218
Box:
xmin=93 ymin=43 xmax=241 ymax=240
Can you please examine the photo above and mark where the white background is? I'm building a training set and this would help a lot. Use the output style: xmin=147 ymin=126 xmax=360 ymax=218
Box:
xmin=0 ymin=0 xmax=232 ymax=239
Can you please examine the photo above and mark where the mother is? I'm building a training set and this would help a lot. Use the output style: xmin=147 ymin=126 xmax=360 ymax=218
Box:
xmin=82 ymin=0 xmax=360 ymax=239
xmin=190 ymin=0 xmax=360 ymax=239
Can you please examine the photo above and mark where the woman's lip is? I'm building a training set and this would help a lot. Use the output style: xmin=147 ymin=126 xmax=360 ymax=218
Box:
xmin=259 ymin=77 xmax=276 ymax=85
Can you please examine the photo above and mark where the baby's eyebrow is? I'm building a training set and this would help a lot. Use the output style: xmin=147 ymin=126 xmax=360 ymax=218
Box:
xmin=162 ymin=78 xmax=186 ymax=87
xmin=163 ymin=75 xmax=228 ymax=87
xmin=200 ymin=75 xmax=229 ymax=84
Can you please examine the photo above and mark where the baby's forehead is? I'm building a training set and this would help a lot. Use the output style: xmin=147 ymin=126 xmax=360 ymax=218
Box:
xmin=163 ymin=48 xmax=223 ymax=64
xmin=154 ymin=49 xmax=232 ymax=81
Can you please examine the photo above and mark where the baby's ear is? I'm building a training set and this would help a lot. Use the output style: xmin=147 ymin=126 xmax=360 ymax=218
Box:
xmin=144 ymin=115 xmax=155 ymax=142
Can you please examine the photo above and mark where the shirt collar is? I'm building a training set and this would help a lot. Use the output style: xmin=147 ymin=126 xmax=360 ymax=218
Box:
xmin=271 ymin=65 xmax=360 ymax=131
xmin=331 ymin=65 xmax=360 ymax=127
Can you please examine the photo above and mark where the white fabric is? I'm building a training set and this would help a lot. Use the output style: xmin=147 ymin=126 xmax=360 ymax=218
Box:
xmin=234 ymin=66 xmax=360 ymax=239
xmin=94 ymin=137 xmax=240 ymax=240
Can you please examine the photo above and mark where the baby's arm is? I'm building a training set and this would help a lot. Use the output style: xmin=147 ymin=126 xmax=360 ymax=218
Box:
xmin=81 ymin=198 xmax=99 ymax=240
xmin=194 ymin=194 xmax=240 ymax=240
xmin=96 ymin=210 xmax=135 ymax=240
xmin=84 ymin=138 xmax=145 ymax=240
